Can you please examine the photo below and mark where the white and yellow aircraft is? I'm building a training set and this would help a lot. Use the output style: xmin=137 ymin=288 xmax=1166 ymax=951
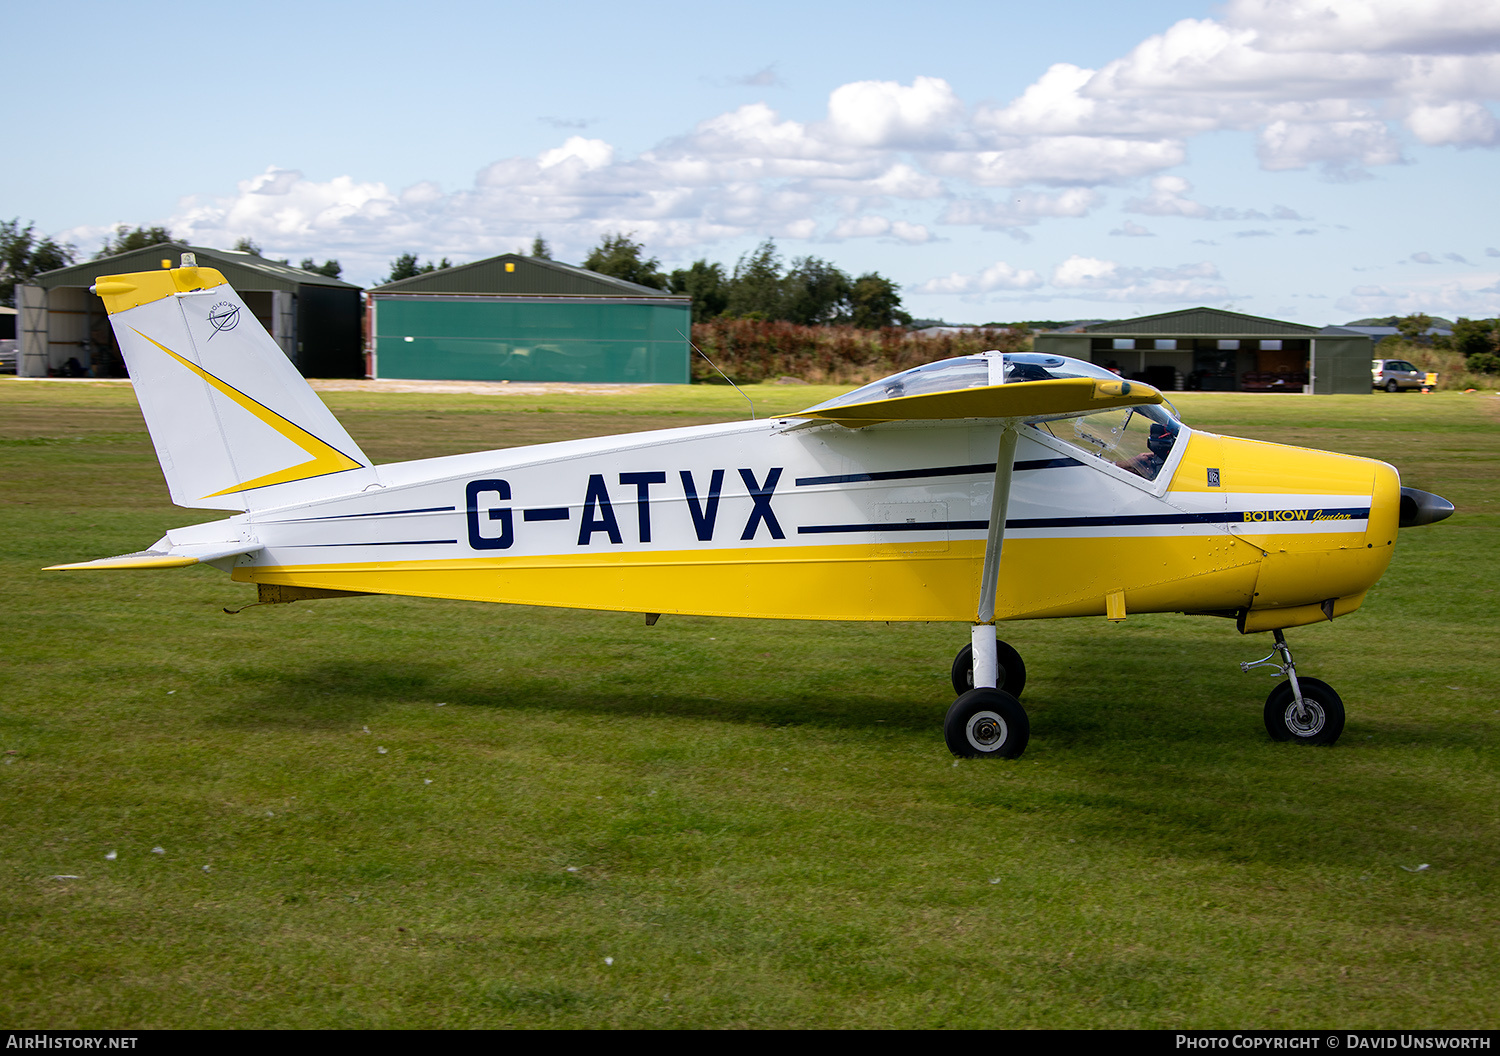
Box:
xmin=49 ymin=258 xmax=1454 ymax=760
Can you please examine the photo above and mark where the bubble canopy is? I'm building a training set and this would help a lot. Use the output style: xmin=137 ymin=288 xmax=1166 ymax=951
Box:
xmin=805 ymin=352 xmax=1147 ymax=413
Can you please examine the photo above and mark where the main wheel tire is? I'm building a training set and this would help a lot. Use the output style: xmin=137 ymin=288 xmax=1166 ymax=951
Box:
xmin=944 ymin=688 xmax=1030 ymax=759
xmin=1385 ymin=380 xmax=1400 ymax=393
xmin=1264 ymin=677 xmax=1345 ymax=746
xmin=951 ymin=639 xmax=1027 ymax=697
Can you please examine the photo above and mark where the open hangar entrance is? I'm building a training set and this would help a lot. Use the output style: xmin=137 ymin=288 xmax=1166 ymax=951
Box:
xmin=1034 ymin=308 xmax=1373 ymax=394
xmin=19 ymin=244 xmax=364 ymax=379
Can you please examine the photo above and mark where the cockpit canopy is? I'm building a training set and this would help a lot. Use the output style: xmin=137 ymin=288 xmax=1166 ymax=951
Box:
xmin=805 ymin=352 xmax=1141 ymax=412
xmin=809 ymin=352 xmax=1186 ymax=483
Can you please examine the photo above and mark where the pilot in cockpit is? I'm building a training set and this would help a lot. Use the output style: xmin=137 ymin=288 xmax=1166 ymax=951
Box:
xmin=1120 ymin=420 xmax=1180 ymax=480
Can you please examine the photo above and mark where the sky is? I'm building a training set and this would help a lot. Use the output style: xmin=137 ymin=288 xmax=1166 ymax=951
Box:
xmin=7 ymin=0 xmax=1500 ymax=324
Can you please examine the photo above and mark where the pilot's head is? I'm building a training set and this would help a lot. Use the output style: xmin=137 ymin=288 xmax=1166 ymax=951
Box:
xmin=1147 ymin=422 xmax=1177 ymax=460
xmin=1005 ymin=362 xmax=1053 ymax=382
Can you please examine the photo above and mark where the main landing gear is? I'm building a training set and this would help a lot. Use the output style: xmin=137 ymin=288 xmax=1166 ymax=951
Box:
xmin=1241 ymin=629 xmax=1346 ymax=746
xmin=942 ymin=626 xmax=1348 ymax=759
xmin=945 ymin=627 xmax=1030 ymax=759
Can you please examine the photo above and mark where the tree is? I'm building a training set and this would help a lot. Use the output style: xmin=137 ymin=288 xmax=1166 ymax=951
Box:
xmin=530 ymin=235 xmax=551 ymax=259
xmin=582 ymin=232 xmax=666 ymax=289
xmin=383 ymin=253 xmax=453 ymax=284
xmin=725 ymin=240 xmax=784 ymax=319
xmin=0 ymin=218 xmax=77 ymax=306
xmin=1395 ymin=313 xmax=1434 ymax=343
xmin=848 ymin=272 xmax=912 ymax=330
xmin=782 ymin=256 xmax=852 ymax=326
xmin=233 ymin=237 xmax=263 ymax=256
xmin=1450 ymin=317 xmax=1499 ymax=361
xmin=668 ymin=260 xmax=728 ymax=320
xmin=93 ymin=224 xmax=174 ymax=259
xmin=299 ymin=258 xmax=343 ymax=279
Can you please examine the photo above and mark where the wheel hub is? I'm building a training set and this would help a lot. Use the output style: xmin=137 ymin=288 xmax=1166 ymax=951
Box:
xmin=1285 ymin=699 xmax=1325 ymax=737
xmin=966 ymin=710 xmax=1008 ymax=751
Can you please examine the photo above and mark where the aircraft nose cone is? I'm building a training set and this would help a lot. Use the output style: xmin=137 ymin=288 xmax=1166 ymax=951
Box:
xmin=1399 ymin=487 xmax=1455 ymax=527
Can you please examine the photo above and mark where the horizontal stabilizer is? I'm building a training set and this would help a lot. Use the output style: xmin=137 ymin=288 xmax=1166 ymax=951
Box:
xmin=790 ymin=377 xmax=1162 ymax=428
xmin=46 ymin=542 xmax=262 ymax=571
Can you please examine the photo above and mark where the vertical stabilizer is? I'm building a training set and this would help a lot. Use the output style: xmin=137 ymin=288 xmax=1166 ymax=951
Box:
xmin=95 ymin=263 xmax=377 ymax=512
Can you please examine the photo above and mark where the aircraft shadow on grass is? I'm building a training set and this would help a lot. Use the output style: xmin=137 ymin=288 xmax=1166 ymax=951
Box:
xmin=202 ymin=660 xmax=1479 ymax=873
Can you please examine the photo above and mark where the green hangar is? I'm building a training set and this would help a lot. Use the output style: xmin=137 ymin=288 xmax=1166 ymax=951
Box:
xmin=1033 ymin=307 xmax=1374 ymax=394
xmin=366 ymin=254 xmax=691 ymax=384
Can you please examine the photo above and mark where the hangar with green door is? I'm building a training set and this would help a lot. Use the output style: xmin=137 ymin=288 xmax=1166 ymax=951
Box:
xmin=366 ymin=254 xmax=691 ymax=384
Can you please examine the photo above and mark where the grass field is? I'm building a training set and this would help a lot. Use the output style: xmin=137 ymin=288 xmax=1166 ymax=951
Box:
xmin=1 ymin=378 xmax=1496 ymax=1029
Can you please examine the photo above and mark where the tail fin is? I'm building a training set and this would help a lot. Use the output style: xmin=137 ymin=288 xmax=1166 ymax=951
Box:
xmin=95 ymin=260 xmax=377 ymax=512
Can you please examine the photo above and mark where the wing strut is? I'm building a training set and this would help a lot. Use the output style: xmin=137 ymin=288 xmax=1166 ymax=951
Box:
xmin=972 ymin=423 xmax=1020 ymax=688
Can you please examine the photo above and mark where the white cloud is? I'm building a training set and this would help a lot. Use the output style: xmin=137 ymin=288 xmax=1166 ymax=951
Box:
xmin=1256 ymin=117 xmax=1405 ymax=175
xmin=538 ymin=137 xmax=614 ymax=171
xmin=931 ymin=137 xmax=1186 ymax=187
xmin=1123 ymin=175 xmax=1313 ymax=221
xmin=825 ymin=76 xmax=963 ymax=148
xmin=973 ymin=1 xmax=1500 ymax=180
xmin=938 ymin=188 xmax=1102 ymax=230
xmin=917 ymin=261 xmax=1044 ymax=294
xmin=825 ymin=215 xmax=933 ymax=243
xmin=1049 ymin=256 xmax=1229 ymax=302
xmin=1225 ymin=0 xmax=1500 ymax=56
xmin=1336 ymin=271 xmax=1500 ymax=316
xmin=1110 ymin=220 xmax=1156 ymax=237
xmin=150 ymin=10 xmax=1500 ymax=283
xmin=1405 ymin=100 xmax=1499 ymax=145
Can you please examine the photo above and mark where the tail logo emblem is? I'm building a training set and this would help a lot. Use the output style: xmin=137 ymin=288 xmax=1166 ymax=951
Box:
xmin=207 ymin=302 xmax=240 ymax=339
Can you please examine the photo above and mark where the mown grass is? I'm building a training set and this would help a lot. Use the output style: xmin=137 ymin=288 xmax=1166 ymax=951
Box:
xmin=1 ymin=379 xmax=1496 ymax=1028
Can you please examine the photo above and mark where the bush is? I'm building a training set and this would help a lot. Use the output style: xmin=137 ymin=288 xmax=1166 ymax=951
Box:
xmin=1465 ymin=351 xmax=1500 ymax=376
xmin=689 ymin=319 xmax=1031 ymax=385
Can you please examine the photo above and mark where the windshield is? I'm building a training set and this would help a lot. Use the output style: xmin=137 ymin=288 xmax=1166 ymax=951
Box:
xmin=805 ymin=352 xmax=1129 ymax=412
xmin=1032 ymin=403 xmax=1182 ymax=482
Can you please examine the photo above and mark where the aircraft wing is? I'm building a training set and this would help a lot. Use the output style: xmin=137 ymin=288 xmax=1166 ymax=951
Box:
xmin=45 ymin=542 xmax=262 ymax=571
xmin=787 ymin=377 xmax=1163 ymax=428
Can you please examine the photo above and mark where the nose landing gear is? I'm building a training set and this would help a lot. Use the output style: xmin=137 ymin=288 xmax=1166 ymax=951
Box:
xmin=946 ymin=626 xmax=1031 ymax=759
xmin=1241 ymin=629 xmax=1346 ymax=746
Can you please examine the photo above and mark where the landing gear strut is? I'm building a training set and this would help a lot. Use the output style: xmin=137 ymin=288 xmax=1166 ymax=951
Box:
xmin=951 ymin=634 xmax=1027 ymax=697
xmin=1241 ymin=629 xmax=1346 ymax=746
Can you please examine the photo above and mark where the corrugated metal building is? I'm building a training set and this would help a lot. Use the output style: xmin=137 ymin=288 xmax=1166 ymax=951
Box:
xmin=1034 ymin=307 xmax=1372 ymax=394
xmin=19 ymin=244 xmax=364 ymax=378
xmin=366 ymin=253 xmax=690 ymax=383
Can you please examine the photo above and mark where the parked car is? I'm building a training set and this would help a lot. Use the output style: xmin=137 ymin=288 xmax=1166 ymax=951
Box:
xmin=0 ymin=339 xmax=17 ymax=374
xmin=1372 ymin=358 xmax=1436 ymax=392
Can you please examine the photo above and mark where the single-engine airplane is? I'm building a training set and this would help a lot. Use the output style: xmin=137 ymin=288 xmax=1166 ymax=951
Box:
xmin=49 ymin=257 xmax=1455 ymax=759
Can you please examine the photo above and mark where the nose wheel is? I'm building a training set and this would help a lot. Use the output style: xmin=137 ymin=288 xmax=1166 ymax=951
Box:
xmin=947 ymin=627 xmax=1031 ymax=759
xmin=1242 ymin=630 xmax=1346 ymax=746
xmin=945 ymin=689 xmax=1029 ymax=759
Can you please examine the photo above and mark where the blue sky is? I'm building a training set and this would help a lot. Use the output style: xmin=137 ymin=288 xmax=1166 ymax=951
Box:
xmin=8 ymin=0 xmax=1499 ymax=323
